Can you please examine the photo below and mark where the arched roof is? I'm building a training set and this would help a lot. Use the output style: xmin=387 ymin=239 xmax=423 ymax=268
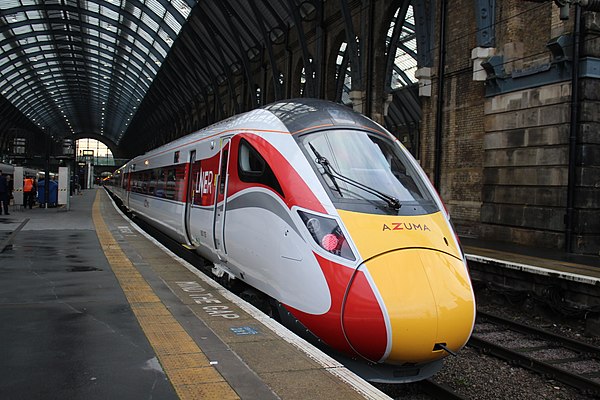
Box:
xmin=0 ymin=0 xmax=434 ymax=159
xmin=0 ymin=0 xmax=306 ymax=149
xmin=0 ymin=0 xmax=196 ymax=145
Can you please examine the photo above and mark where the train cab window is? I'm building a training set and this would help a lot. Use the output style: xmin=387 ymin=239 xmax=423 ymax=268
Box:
xmin=300 ymin=129 xmax=438 ymax=215
xmin=238 ymin=139 xmax=284 ymax=197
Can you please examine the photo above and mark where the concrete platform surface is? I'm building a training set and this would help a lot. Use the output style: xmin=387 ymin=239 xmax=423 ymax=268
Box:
xmin=0 ymin=188 xmax=390 ymax=400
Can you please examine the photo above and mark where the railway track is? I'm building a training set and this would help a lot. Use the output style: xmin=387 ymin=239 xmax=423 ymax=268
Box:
xmin=469 ymin=310 xmax=600 ymax=397
xmin=417 ymin=379 xmax=468 ymax=399
xmin=373 ymin=379 xmax=468 ymax=399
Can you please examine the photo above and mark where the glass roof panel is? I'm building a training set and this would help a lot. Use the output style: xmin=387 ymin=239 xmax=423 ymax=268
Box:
xmin=129 ymin=5 xmax=142 ymax=19
xmin=13 ymin=25 xmax=32 ymax=35
xmin=102 ymin=7 xmax=119 ymax=21
xmin=172 ymin=0 xmax=191 ymax=19
xmin=137 ymin=27 xmax=153 ymax=45
xmin=146 ymin=0 xmax=166 ymax=18
xmin=140 ymin=12 xmax=159 ymax=32
xmin=164 ymin=12 xmax=181 ymax=32
xmin=84 ymin=15 xmax=100 ymax=25
xmin=87 ymin=2 xmax=99 ymax=13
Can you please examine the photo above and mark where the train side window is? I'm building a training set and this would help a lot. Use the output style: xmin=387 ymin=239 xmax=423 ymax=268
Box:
xmin=140 ymin=172 xmax=148 ymax=194
xmin=165 ymin=169 xmax=176 ymax=200
xmin=149 ymin=169 xmax=158 ymax=195
xmin=156 ymin=168 xmax=166 ymax=198
xmin=134 ymin=172 xmax=142 ymax=193
xmin=238 ymin=139 xmax=284 ymax=197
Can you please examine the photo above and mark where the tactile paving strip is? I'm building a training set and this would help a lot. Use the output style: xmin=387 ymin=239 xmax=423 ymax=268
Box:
xmin=92 ymin=191 xmax=240 ymax=400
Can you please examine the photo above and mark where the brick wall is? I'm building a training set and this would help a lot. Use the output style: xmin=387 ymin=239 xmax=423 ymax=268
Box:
xmin=421 ymin=0 xmax=599 ymax=254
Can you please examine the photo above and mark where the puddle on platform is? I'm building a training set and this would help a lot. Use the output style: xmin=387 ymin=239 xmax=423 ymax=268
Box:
xmin=67 ymin=266 xmax=102 ymax=272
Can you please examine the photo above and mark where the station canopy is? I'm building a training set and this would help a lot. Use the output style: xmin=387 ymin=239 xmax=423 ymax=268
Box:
xmin=0 ymin=0 xmax=302 ymax=149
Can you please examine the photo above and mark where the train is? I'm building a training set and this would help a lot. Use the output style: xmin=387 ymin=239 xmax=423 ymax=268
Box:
xmin=0 ymin=163 xmax=46 ymax=180
xmin=105 ymin=98 xmax=476 ymax=383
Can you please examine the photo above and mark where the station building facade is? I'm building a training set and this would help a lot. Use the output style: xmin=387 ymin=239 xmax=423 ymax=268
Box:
xmin=416 ymin=1 xmax=600 ymax=255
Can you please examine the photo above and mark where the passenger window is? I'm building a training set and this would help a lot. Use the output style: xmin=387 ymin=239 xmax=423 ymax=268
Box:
xmin=156 ymin=168 xmax=166 ymax=198
xmin=147 ymin=170 xmax=156 ymax=195
xmin=165 ymin=169 xmax=176 ymax=200
xmin=219 ymin=149 xmax=228 ymax=194
xmin=238 ymin=139 xmax=284 ymax=197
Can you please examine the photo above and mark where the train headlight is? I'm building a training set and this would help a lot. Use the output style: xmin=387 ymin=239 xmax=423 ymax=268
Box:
xmin=298 ymin=211 xmax=355 ymax=261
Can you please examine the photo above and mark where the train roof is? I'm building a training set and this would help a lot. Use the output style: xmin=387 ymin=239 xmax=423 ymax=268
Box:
xmin=134 ymin=99 xmax=387 ymax=162
xmin=262 ymin=98 xmax=384 ymax=135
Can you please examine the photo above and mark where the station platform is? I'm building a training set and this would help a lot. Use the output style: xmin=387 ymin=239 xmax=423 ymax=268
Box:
xmin=461 ymin=237 xmax=600 ymax=285
xmin=0 ymin=188 xmax=389 ymax=400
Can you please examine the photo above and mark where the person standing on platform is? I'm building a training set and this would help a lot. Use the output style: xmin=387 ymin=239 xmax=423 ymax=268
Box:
xmin=0 ymin=172 xmax=9 ymax=215
xmin=23 ymin=175 xmax=35 ymax=209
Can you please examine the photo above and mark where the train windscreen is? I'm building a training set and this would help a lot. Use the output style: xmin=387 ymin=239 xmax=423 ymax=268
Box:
xmin=300 ymin=129 xmax=439 ymax=216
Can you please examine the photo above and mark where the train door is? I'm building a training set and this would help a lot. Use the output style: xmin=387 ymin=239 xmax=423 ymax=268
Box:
xmin=212 ymin=137 xmax=231 ymax=261
xmin=184 ymin=150 xmax=198 ymax=246
xmin=125 ymin=164 xmax=133 ymax=208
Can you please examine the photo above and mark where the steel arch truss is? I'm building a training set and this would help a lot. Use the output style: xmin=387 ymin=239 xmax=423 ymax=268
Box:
xmin=122 ymin=0 xmax=313 ymax=154
xmin=0 ymin=0 xmax=193 ymax=145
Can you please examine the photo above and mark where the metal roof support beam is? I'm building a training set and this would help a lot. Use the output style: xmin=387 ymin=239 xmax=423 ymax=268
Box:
xmin=385 ymin=1 xmax=410 ymax=92
xmin=286 ymin=0 xmax=316 ymax=97
xmin=216 ymin=1 xmax=258 ymax=112
xmin=335 ymin=49 xmax=350 ymax=103
xmin=339 ymin=0 xmax=362 ymax=90
xmin=314 ymin=0 xmax=326 ymax=98
xmin=248 ymin=0 xmax=283 ymax=100
xmin=196 ymin=9 xmax=241 ymax=114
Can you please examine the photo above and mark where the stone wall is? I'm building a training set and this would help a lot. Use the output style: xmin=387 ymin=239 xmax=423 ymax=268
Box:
xmin=481 ymin=82 xmax=571 ymax=249
xmin=576 ymin=78 xmax=600 ymax=253
xmin=419 ymin=0 xmax=599 ymax=254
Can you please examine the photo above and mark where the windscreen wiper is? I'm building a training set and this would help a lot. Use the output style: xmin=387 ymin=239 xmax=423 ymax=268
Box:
xmin=309 ymin=143 xmax=401 ymax=210
xmin=309 ymin=143 xmax=343 ymax=196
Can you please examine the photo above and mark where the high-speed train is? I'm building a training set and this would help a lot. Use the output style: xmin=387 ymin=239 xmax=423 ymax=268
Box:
xmin=106 ymin=99 xmax=475 ymax=382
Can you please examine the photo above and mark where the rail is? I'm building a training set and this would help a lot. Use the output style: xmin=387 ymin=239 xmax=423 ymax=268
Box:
xmin=469 ymin=311 xmax=600 ymax=396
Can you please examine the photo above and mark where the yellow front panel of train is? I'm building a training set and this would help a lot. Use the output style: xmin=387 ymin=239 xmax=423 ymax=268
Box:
xmin=338 ymin=210 xmax=475 ymax=362
xmin=337 ymin=210 xmax=462 ymax=260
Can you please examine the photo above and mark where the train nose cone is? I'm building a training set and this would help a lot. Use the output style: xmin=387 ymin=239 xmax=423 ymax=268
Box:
xmin=344 ymin=249 xmax=475 ymax=363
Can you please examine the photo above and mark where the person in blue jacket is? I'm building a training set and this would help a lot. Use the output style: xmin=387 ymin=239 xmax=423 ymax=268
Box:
xmin=0 ymin=171 xmax=9 ymax=215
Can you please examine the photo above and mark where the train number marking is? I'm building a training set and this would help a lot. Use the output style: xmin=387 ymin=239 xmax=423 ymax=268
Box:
xmin=176 ymin=281 xmax=239 ymax=319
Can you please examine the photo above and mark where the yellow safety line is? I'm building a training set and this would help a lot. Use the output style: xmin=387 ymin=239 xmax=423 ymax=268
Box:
xmin=92 ymin=191 xmax=239 ymax=400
